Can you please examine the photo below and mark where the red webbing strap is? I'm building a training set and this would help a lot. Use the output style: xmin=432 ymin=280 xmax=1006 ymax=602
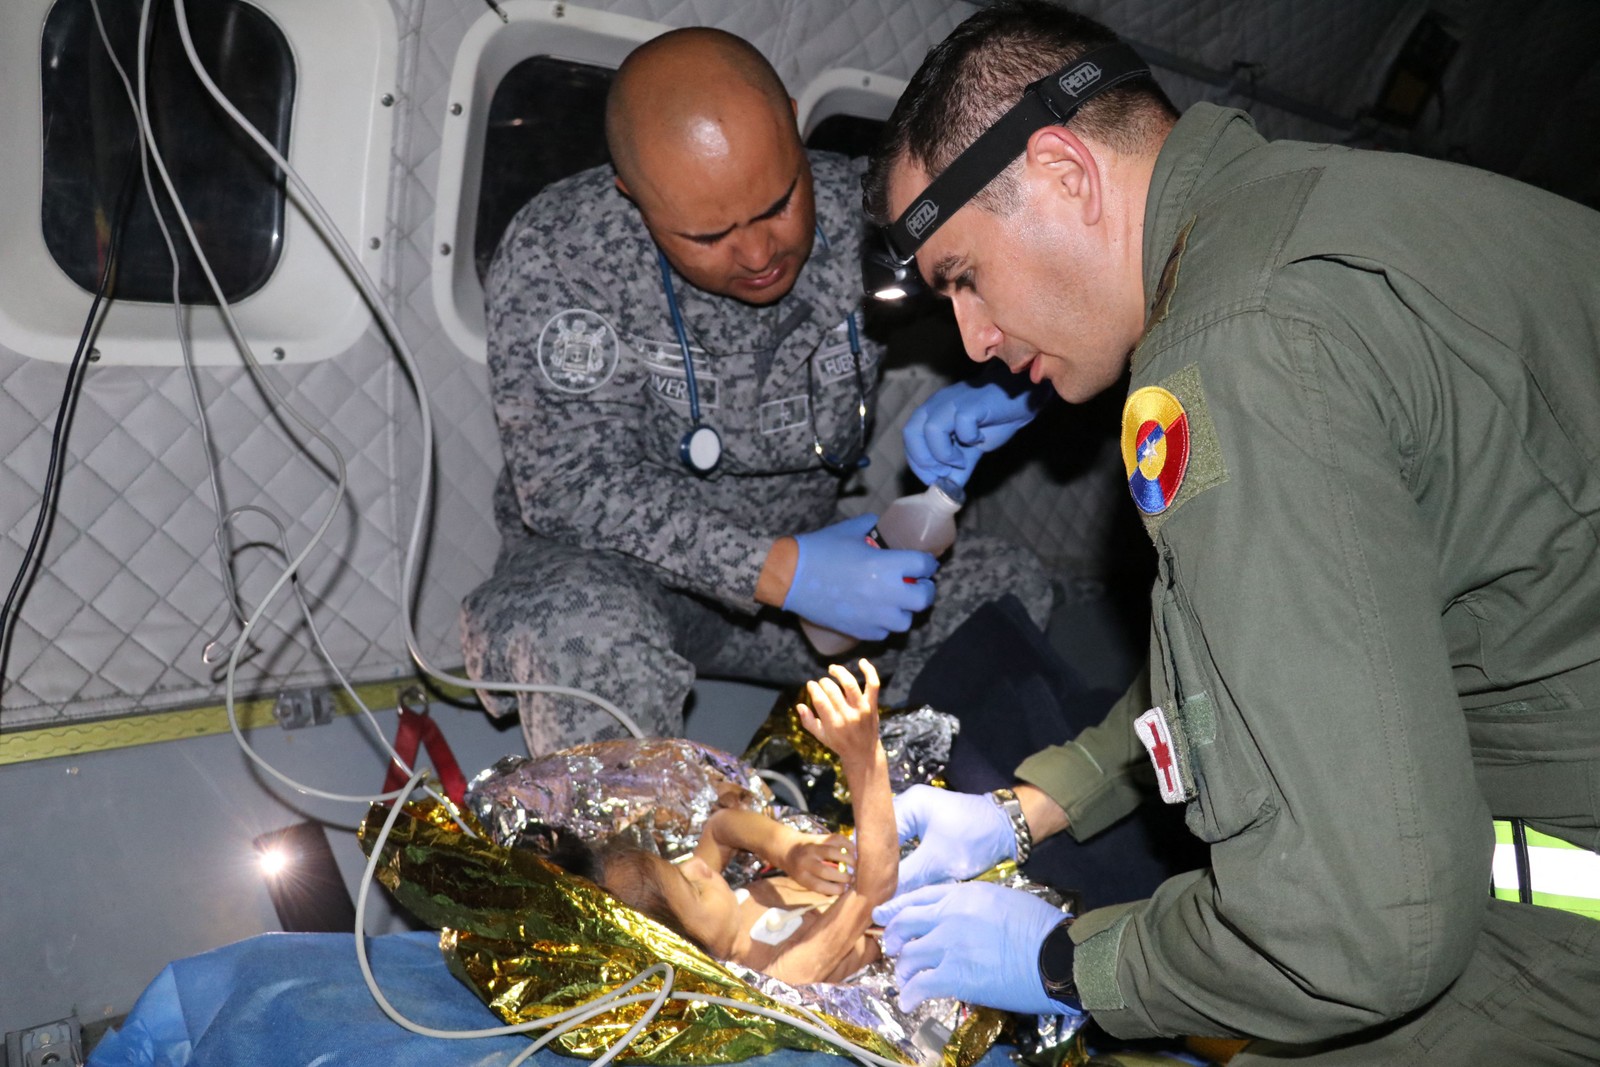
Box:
xmin=381 ymin=706 xmax=468 ymax=805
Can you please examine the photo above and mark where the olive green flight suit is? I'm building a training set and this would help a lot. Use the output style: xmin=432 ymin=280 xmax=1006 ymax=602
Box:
xmin=1016 ymin=104 xmax=1600 ymax=1064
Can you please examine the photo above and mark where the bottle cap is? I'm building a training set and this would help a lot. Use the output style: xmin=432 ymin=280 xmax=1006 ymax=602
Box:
xmin=931 ymin=476 xmax=966 ymax=507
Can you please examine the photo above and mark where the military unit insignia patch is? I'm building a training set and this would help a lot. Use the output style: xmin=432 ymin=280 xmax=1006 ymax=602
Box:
xmin=537 ymin=308 xmax=619 ymax=393
xmin=1122 ymin=385 xmax=1191 ymax=515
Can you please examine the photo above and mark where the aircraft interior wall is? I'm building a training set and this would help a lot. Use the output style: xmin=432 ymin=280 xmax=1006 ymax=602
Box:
xmin=3 ymin=0 xmax=1597 ymax=1054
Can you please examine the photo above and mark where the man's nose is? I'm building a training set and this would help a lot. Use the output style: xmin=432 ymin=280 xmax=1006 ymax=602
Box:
xmin=952 ymin=295 xmax=1002 ymax=362
xmin=731 ymin=224 xmax=777 ymax=271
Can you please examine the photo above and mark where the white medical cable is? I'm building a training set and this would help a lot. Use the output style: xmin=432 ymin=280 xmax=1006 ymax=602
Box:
xmin=666 ymin=994 xmax=901 ymax=1067
xmin=122 ymin=0 xmax=430 ymax=807
xmin=86 ymin=0 xmax=259 ymax=671
xmin=224 ymin=505 xmax=464 ymax=820
xmin=755 ymin=769 xmax=810 ymax=812
xmin=166 ymin=0 xmax=644 ymax=742
xmin=503 ymin=982 xmax=669 ymax=1067
xmin=116 ymin=0 xmax=402 ymax=802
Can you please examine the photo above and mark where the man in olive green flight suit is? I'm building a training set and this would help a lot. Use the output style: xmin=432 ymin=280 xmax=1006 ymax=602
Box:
xmin=861 ymin=3 xmax=1600 ymax=1064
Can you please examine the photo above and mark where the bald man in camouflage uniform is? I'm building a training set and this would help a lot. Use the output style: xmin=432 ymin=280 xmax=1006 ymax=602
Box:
xmin=462 ymin=29 xmax=1050 ymax=755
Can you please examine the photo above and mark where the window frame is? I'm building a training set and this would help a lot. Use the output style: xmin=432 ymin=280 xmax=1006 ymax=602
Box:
xmin=430 ymin=6 xmax=660 ymax=363
xmin=39 ymin=0 xmax=297 ymax=307
xmin=796 ymin=67 xmax=905 ymax=144
xmin=0 ymin=0 xmax=396 ymax=366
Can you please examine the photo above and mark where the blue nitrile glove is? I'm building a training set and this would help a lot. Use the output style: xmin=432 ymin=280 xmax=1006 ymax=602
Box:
xmin=894 ymin=784 xmax=1018 ymax=892
xmin=875 ymin=881 xmax=1079 ymax=1016
xmin=903 ymin=370 xmax=1050 ymax=487
xmin=783 ymin=514 xmax=939 ymax=641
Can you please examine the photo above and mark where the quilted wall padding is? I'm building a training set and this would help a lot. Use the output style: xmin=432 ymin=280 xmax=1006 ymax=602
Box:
xmin=0 ymin=0 xmax=1464 ymax=726
xmin=1085 ymin=0 xmax=1424 ymax=132
xmin=0 ymin=328 xmax=427 ymax=727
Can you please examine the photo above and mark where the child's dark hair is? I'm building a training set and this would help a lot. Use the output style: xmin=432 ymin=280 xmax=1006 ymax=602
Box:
xmin=540 ymin=835 xmax=692 ymax=941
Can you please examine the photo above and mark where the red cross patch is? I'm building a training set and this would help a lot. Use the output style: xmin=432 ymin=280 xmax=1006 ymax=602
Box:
xmin=1135 ymin=707 xmax=1187 ymax=804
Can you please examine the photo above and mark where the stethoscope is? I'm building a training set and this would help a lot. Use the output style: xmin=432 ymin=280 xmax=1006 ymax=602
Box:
xmin=656 ymin=225 xmax=867 ymax=475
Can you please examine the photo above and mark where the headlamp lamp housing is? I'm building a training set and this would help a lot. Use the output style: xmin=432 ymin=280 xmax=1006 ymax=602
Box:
xmin=863 ymin=42 xmax=1151 ymax=301
xmin=862 ymin=229 xmax=921 ymax=302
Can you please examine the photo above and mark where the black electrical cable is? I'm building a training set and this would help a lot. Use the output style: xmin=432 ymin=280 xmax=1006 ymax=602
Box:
xmin=1510 ymin=817 xmax=1534 ymax=905
xmin=0 ymin=160 xmax=141 ymax=684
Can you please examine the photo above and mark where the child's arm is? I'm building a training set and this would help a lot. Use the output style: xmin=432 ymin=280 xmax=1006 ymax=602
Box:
xmin=693 ymin=809 xmax=856 ymax=896
xmin=797 ymin=661 xmax=895 ymax=905
xmin=762 ymin=660 xmax=897 ymax=986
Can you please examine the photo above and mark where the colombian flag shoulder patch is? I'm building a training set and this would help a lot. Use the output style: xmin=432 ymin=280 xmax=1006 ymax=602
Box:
xmin=1122 ymin=386 xmax=1191 ymax=515
xmin=1120 ymin=363 xmax=1227 ymax=530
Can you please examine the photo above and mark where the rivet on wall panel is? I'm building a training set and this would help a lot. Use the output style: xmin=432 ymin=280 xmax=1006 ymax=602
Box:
xmin=381 ymin=92 xmax=395 ymax=107
xmin=450 ymin=102 xmax=462 ymax=116
xmin=440 ymin=243 xmax=452 ymax=256
xmin=369 ymin=237 xmax=382 ymax=249
xmin=87 ymin=348 xmax=101 ymax=363
xmin=272 ymin=347 xmax=286 ymax=361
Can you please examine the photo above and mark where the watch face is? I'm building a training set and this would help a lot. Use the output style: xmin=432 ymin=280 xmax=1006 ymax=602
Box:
xmin=1038 ymin=917 xmax=1077 ymax=997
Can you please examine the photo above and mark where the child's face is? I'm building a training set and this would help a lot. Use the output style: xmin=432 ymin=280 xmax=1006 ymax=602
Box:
xmin=657 ymin=854 xmax=741 ymax=958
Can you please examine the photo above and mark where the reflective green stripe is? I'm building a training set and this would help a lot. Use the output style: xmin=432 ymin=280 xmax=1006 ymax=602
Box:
xmin=1491 ymin=819 xmax=1600 ymax=920
xmin=1494 ymin=820 xmax=1586 ymax=851
xmin=1492 ymin=885 xmax=1600 ymax=921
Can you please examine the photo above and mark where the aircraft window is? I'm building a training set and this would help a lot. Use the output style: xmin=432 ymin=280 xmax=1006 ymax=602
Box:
xmin=475 ymin=56 xmax=614 ymax=283
xmin=39 ymin=0 xmax=294 ymax=305
xmin=804 ymin=113 xmax=885 ymax=159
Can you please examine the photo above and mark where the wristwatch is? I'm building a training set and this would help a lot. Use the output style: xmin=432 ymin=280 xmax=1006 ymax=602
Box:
xmin=1037 ymin=917 xmax=1078 ymax=1006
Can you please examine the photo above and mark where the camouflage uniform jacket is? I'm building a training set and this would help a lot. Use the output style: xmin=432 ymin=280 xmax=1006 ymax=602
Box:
xmin=486 ymin=152 xmax=878 ymax=613
xmin=1017 ymin=104 xmax=1600 ymax=1042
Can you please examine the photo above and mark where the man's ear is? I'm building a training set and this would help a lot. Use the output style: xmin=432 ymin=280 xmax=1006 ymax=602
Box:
xmin=1024 ymin=125 xmax=1102 ymax=226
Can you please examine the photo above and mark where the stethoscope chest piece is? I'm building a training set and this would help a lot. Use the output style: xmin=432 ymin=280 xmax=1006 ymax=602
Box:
xmin=680 ymin=423 xmax=722 ymax=474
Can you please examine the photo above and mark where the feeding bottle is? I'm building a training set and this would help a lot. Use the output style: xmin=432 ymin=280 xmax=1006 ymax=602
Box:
xmin=800 ymin=477 xmax=966 ymax=656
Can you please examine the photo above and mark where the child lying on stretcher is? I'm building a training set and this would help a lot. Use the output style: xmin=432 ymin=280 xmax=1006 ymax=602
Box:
xmin=552 ymin=660 xmax=894 ymax=986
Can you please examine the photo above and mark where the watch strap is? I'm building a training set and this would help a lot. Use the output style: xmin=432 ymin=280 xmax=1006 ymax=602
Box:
xmin=989 ymin=786 xmax=1033 ymax=863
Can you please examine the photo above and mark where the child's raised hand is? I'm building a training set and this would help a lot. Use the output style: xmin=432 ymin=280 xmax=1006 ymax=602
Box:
xmin=783 ymin=831 xmax=857 ymax=895
xmin=796 ymin=659 xmax=881 ymax=765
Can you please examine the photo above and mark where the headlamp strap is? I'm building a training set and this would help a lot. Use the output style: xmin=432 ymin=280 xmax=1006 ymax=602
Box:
xmin=886 ymin=43 xmax=1151 ymax=262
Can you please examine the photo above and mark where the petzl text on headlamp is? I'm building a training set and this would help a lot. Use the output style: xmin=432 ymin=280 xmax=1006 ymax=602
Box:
xmin=863 ymin=43 xmax=1152 ymax=302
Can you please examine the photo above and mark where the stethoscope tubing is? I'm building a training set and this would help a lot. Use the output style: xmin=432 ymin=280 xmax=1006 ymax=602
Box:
xmin=655 ymin=224 xmax=864 ymax=473
xmin=656 ymin=247 xmax=708 ymax=426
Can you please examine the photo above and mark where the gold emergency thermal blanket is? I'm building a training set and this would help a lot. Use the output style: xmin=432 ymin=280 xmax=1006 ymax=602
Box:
xmin=357 ymin=797 xmax=1005 ymax=1065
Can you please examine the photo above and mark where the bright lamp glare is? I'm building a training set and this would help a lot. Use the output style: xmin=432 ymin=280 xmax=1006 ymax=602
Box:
xmin=258 ymin=846 xmax=290 ymax=878
xmin=872 ymin=286 xmax=909 ymax=302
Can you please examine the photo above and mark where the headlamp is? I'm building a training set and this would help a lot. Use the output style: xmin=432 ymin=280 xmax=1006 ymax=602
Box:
xmin=863 ymin=42 xmax=1151 ymax=302
xmin=862 ymin=229 xmax=921 ymax=302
